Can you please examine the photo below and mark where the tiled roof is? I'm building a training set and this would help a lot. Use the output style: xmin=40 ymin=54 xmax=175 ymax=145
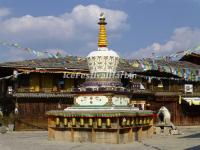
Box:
xmin=12 ymin=92 xmax=74 ymax=98
xmin=0 ymin=56 xmax=199 ymax=81
xmin=128 ymin=59 xmax=200 ymax=81
xmin=0 ymin=56 xmax=142 ymax=73
xmin=179 ymin=53 xmax=200 ymax=65
xmin=128 ymin=59 xmax=200 ymax=69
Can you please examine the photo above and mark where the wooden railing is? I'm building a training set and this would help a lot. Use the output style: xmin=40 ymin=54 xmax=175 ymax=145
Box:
xmin=16 ymin=85 xmax=200 ymax=95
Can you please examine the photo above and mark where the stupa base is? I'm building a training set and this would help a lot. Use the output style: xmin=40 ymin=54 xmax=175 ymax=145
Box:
xmin=46 ymin=109 xmax=154 ymax=144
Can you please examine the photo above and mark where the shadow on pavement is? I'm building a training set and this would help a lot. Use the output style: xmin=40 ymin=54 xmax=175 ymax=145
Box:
xmin=184 ymin=145 xmax=200 ymax=150
xmin=180 ymin=133 xmax=200 ymax=138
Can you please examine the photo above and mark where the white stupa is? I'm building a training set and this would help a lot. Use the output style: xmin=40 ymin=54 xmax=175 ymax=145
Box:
xmin=87 ymin=13 xmax=120 ymax=75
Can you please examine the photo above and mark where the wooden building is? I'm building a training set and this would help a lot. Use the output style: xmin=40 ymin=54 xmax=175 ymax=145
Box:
xmin=0 ymin=57 xmax=139 ymax=130
xmin=0 ymin=54 xmax=200 ymax=130
xmin=129 ymin=57 xmax=200 ymax=126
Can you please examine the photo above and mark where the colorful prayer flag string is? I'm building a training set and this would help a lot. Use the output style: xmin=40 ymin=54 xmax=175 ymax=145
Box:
xmin=0 ymin=40 xmax=65 ymax=58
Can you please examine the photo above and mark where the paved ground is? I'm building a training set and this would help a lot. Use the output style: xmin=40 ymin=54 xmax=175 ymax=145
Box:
xmin=0 ymin=126 xmax=199 ymax=150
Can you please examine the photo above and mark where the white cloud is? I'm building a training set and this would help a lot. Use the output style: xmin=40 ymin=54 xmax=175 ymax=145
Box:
xmin=0 ymin=15 xmax=75 ymax=41
xmin=0 ymin=7 xmax=11 ymax=18
xmin=69 ymin=5 xmax=128 ymax=31
xmin=0 ymin=5 xmax=128 ymax=61
xmin=131 ymin=27 xmax=200 ymax=58
xmin=0 ymin=4 xmax=128 ymax=43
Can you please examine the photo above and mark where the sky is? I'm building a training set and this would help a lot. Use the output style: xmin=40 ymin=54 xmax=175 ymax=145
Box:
xmin=0 ymin=0 xmax=200 ymax=62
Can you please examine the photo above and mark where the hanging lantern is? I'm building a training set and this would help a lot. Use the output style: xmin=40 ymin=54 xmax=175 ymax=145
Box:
xmin=80 ymin=118 xmax=84 ymax=127
xmin=88 ymin=118 xmax=93 ymax=127
xmin=13 ymin=70 xmax=18 ymax=79
xmin=0 ymin=107 xmax=3 ymax=117
xmin=148 ymin=76 xmax=151 ymax=83
xmin=8 ymin=86 xmax=13 ymax=95
xmin=56 ymin=117 xmax=60 ymax=126
xmin=57 ymin=100 xmax=62 ymax=109
xmin=14 ymin=102 xmax=19 ymax=115
xmin=72 ymin=118 xmax=76 ymax=126
xmin=97 ymin=118 xmax=102 ymax=127
xmin=158 ymin=80 xmax=163 ymax=88
xmin=64 ymin=118 xmax=68 ymax=126
xmin=106 ymin=118 xmax=111 ymax=127
xmin=14 ymin=107 xmax=18 ymax=115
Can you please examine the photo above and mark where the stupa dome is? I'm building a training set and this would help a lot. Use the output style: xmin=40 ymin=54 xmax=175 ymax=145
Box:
xmin=86 ymin=13 xmax=120 ymax=75
xmin=87 ymin=48 xmax=119 ymax=74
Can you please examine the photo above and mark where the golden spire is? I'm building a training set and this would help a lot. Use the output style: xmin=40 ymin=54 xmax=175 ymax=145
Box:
xmin=98 ymin=13 xmax=108 ymax=47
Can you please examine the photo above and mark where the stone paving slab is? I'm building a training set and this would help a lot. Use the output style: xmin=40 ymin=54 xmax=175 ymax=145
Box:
xmin=0 ymin=126 xmax=199 ymax=150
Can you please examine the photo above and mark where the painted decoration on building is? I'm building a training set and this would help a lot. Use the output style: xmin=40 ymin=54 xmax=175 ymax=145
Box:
xmin=112 ymin=96 xmax=130 ymax=106
xmin=75 ymin=96 xmax=108 ymax=106
xmin=184 ymin=84 xmax=193 ymax=93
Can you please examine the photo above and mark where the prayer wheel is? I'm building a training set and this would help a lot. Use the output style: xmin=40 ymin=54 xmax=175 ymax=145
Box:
xmin=131 ymin=118 xmax=135 ymax=125
xmin=80 ymin=118 xmax=84 ymax=127
xmin=106 ymin=118 xmax=111 ymax=127
xmin=55 ymin=117 xmax=60 ymax=126
xmin=97 ymin=118 xmax=102 ymax=127
xmin=88 ymin=118 xmax=93 ymax=127
xmin=139 ymin=118 xmax=143 ymax=125
xmin=64 ymin=118 xmax=68 ymax=126
xmin=126 ymin=118 xmax=130 ymax=126
xmin=149 ymin=118 xmax=152 ymax=124
xmin=146 ymin=117 xmax=150 ymax=124
xmin=121 ymin=118 xmax=126 ymax=126
xmin=135 ymin=118 xmax=139 ymax=125
xmin=72 ymin=118 xmax=76 ymax=126
xmin=143 ymin=117 xmax=146 ymax=125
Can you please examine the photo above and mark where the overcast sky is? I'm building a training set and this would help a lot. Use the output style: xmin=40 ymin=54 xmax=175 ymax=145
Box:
xmin=0 ymin=0 xmax=200 ymax=62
